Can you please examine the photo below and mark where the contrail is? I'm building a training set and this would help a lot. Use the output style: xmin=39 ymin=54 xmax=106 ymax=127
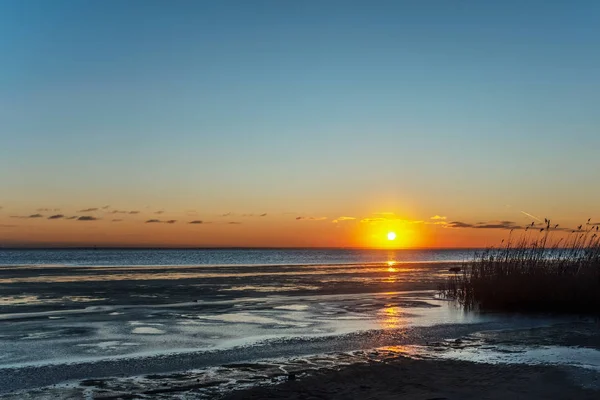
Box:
xmin=520 ymin=211 xmax=543 ymax=222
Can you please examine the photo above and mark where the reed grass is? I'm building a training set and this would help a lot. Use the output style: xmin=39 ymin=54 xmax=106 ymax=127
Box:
xmin=440 ymin=219 xmax=600 ymax=314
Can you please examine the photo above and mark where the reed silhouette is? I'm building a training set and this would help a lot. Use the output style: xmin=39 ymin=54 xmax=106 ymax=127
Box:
xmin=441 ymin=219 xmax=600 ymax=314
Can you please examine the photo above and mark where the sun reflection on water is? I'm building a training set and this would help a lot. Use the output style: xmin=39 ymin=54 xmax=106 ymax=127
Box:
xmin=378 ymin=305 xmax=408 ymax=329
xmin=386 ymin=260 xmax=397 ymax=272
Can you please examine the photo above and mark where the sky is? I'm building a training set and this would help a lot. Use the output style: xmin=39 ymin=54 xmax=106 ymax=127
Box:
xmin=1 ymin=0 xmax=599 ymax=248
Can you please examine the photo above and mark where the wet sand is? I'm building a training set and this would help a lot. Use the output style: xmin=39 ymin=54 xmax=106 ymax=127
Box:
xmin=223 ymin=357 xmax=599 ymax=400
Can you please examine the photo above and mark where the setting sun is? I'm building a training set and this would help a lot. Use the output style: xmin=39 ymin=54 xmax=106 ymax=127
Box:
xmin=387 ymin=232 xmax=397 ymax=241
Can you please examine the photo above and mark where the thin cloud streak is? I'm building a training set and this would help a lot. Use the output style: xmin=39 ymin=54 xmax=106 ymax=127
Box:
xmin=446 ymin=220 xmax=521 ymax=230
xmin=77 ymin=216 xmax=98 ymax=221
xmin=11 ymin=214 xmax=44 ymax=219
xmin=332 ymin=216 xmax=356 ymax=223
xmin=520 ymin=211 xmax=543 ymax=222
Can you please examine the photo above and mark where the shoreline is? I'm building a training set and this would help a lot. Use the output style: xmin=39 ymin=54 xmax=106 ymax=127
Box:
xmin=222 ymin=356 xmax=599 ymax=400
xmin=4 ymin=344 xmax=598 ymax=399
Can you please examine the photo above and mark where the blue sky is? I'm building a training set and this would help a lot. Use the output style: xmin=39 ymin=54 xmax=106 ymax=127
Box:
xmin=1 ymin=1 xmax=599 ymax=246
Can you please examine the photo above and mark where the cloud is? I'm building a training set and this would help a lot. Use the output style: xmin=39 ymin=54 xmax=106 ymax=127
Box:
xmin=102 ymin=205 xmax=111 ymax=209
xmin=360 ymin=217 xmax=423 ymax=224
xmin=166 ymin=220 xmax=177 ymax=224
xmin=37 ymin=208 xmax=60 ymax=212
xmin=260 ymin=213 xmax=267 ymax=217
xmin=112 ymin=219 xmax=123 ymax=222
xmin=222 ymin=212 xmax=233 ymax=217
xmin=446 ymin=220 xmax=521 ymax=230
xmin=446 ymin=221 xmax=474 ymax=228
xmin=296 ymin=216 xmax=327 ymax=221
xmin=145 ymin=219 xmax=162 ymax=223
xmin=110 ymin=210 xmax=140 ymax=215
xmin=360 ymin=213 xmax=424 ymax=224
xmin=228 ymin=221 xmax=242 ymax=224
xmin=77 ymin=216 xmax=98 ymax=221
xmin=360 ymin=217 xmax=388 ymax=223
xmin=11 ymin=214 xmax=45 ymax=219
xmin=188 ymin=220 xmax=204 ymax=224
xmin=430 ymin=215 xmax=447 ymax=220
xmin=65 ymin=216 xmax=78 ymax=220
xmin=78 ymin=208 xmax=99 ymax=212
xmin=154 ymin=210 xmax=165 ymax=214
xmin=47 ymin=214 xmax=64 ymax=220
xmin=129 ymin=211 xmax=140 ymax=214
xmin=474 ymin=222 xmax=519 ymax=229
xmin=332 ymin=216 xmax=356 ymax=223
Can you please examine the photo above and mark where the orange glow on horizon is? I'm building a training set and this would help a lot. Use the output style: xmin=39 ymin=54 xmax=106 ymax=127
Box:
xmin=355 ymin=220 xmax=423 ymax=249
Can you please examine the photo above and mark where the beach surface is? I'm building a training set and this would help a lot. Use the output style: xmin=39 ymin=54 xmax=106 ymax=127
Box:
xmin=0 ymin=256 xmax=598 ymax=398
xmin=224 ymin=357 xmax=599 ymax=400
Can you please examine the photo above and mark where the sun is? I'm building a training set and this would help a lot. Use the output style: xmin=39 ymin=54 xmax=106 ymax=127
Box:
xmin=387 ymin=231 xmax=397 ymax=241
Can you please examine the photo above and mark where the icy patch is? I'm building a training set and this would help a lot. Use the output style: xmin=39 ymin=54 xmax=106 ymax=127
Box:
xmin=221 ymin=285 xmax=319 ymax=292
xmin=197 ymin=312 xmax=305 ymax=326
xmin=273 ymin=304 xmax=309 ymax=311
xmin=131 ymin=327 xmax=165 ymax=335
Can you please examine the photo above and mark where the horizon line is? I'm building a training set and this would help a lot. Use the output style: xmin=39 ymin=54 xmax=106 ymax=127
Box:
xmin=0 ymin=245 xmax=489 ymax=251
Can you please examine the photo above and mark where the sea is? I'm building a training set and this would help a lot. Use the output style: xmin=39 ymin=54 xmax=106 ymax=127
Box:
xmin=0 ymin=247 xmax=478 ymax=266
